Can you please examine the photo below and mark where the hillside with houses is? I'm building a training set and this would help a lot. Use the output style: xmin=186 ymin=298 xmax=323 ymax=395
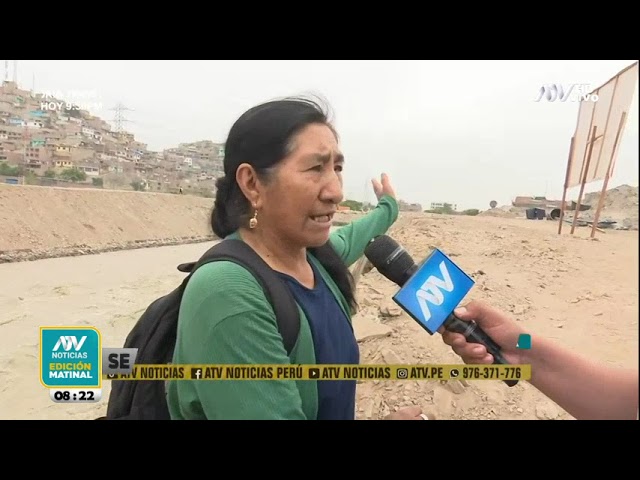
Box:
xmin=0 ymin=80 xmax=224 ymax=197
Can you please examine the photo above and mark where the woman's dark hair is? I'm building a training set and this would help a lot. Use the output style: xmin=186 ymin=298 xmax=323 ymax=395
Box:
xmin=211 ymin=95 xmax=357 ymax=313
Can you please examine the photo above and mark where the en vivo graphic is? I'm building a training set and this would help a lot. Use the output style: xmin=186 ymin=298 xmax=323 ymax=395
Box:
xmin=535 ymin=83 xmax=599 ymax=103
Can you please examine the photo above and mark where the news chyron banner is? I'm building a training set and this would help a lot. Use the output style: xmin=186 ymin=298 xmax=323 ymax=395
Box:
xmin=103 ymin=363 xmax=532 ymax=382
xmin=40 ymin=326 xmax=103 ymax=404
xmin=40 ymin=326 xmax=531 ymax=406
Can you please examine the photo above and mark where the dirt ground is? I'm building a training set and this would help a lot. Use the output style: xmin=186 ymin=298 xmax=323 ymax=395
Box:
xmin=0 ymin=186 xmax=637 ymax=420
xmin=352 ymin=213 xmax=638 ymax=420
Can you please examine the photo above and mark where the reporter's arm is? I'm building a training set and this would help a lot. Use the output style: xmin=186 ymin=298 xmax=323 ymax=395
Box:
xmin=524 ymin=335 xmax=638 ymax=420
xmin=329 ymin=194 xmax=399 ymax=267
xmin=445 ymin=302 xmax=638 ymax=420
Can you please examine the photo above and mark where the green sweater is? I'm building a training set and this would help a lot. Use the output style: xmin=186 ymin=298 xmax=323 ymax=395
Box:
xmin=166 ymin=194 xmax=399 ymax=420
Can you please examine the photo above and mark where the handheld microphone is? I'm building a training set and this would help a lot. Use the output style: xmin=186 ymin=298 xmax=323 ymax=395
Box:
xmin=364 ymin=235 xmax=518 ymax=387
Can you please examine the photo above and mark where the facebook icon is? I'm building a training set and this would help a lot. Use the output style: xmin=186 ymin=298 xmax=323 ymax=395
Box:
xmin=191 ymin=368 xmax=202 ymax=379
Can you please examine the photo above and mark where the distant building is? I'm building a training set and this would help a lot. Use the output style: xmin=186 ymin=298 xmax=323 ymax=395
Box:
xmin=430 ymin=202 xmax=457 ymax=211
xmin=398 ymin=200 xmax=422 ymax=212
xmin=512 ymin=196 xmax=570 ymax=209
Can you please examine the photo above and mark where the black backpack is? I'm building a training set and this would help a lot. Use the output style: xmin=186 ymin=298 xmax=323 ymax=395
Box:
xmin=99 ymin=239 xmax=300 ymax=420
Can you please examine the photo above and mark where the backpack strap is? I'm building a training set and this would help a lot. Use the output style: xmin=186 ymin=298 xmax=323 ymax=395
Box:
xmin=177 ymin=239 xmax=300 ymax=356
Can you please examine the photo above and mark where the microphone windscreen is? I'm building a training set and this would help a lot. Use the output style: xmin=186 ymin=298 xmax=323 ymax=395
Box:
xmin=364 ymin=235 xmax=416 ymax=287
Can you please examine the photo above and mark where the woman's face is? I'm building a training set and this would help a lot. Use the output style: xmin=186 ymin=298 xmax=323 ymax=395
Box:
xmin=261 ymin=123 xmax=345 ymax=249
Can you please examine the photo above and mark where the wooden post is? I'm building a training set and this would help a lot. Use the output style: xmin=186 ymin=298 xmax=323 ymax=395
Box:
xmin=570 ymin=125 xmax=598 ymax=234
xmin=590 ymin=112 xmax=628 ymax=238
xmin=558 ymin=136 xmax=575 ymax=234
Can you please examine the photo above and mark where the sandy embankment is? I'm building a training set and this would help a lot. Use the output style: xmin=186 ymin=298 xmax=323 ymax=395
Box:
xmin=0 ymin=185 xmax=217 ymax=263
xmin=0 ymin=185 xmax=356 ymax=263
xmin=0 ymin=185 xmax=638 ymax=420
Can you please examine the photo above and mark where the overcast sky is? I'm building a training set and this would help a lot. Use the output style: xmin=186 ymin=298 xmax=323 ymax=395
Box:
xmin=6 ymin=60 xmax=638 ymax=210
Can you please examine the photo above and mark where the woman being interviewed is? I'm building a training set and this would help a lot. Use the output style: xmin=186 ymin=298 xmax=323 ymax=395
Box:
xmin=166 ymin=96 xmax=423 ymax=420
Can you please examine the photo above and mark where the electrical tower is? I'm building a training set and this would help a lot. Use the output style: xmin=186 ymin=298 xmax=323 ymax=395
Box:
xmin=13 ymin=60 xmax=17 ymax=83
xmin=3 ymin=60 xmax=19 ymax=84
xmin=110 ymin=103 xmax=134 ymax=132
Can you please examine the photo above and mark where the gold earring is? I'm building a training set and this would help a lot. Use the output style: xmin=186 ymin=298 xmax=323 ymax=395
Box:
xmin=249 ymin=208 xmax=258 ymax=229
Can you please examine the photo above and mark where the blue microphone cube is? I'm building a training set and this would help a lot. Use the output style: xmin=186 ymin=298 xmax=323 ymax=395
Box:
xmin=392 ymin=249 xmax=475 ymax=335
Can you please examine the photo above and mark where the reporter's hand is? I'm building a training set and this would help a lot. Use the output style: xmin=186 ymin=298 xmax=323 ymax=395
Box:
xmin=371 ymin=173 xmax=396 ymax=200
xmin=438 ymin=300 xmax=527 ymax=365
xmin=384 ymin=405 xmax=429 ymax=420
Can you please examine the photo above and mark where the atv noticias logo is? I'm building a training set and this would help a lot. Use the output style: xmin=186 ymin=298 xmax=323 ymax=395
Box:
xmin=40 ymin=327 xmax=102 ymax=389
